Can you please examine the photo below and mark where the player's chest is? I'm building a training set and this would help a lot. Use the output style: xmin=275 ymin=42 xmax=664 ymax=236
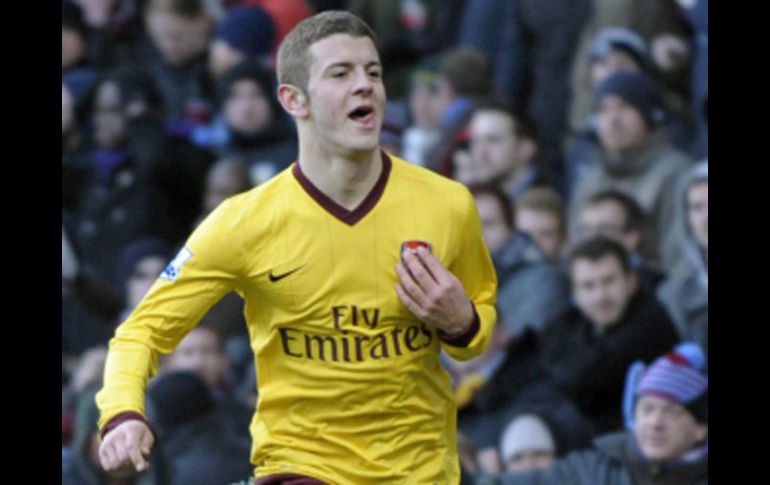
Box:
xmin=240 ymin=213 xmax=454 ymax=312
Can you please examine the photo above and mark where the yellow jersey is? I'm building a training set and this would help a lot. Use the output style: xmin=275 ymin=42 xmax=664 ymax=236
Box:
xmin=96 ymin=153 xmax=497 ymax=484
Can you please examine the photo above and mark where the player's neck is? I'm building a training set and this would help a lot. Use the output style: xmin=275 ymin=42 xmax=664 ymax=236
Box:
xmin=297 ymin=144 xmax=383 ymax=211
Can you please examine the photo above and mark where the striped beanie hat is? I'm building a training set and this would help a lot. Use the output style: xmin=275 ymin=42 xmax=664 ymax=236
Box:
xmin=637 ymin=342 xmax=708 ymax=423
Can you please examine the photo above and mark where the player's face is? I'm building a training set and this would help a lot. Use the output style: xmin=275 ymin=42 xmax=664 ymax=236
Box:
xmin=634 ymin=395 xmax=707 ymax=462
xmin=304 ymin=34 xmax=385 ymax=156
xmin=687 ymin=182 xmax=708 ymax=250
xmin=571 ymin=255 xmax=636 ymax=332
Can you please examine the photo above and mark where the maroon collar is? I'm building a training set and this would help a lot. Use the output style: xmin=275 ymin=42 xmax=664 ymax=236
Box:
xmin=292 ymin=151 xmax=393 ymax=225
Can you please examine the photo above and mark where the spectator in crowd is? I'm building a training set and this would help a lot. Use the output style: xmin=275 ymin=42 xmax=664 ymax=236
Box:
xmin=200 ymin=157 xmax=252 ymax=219
xmin=566 ymin=0 xmax=692 ymax=137
xmin=186 ymin=158 xmax=252 ymax=342
xmin=400 ymin=56 xmax=444 ymax=167
xmin=208 ymin=4 xmax=277 ymax=81
xmin=539 ymin=237 xmax=679 ymax=432
xmin=564 ymin=27 xmax=649 ymax=194
xmin=458 ymin=100 xmax=546 ymax=201
xmin=71 ymin=71 xmax=185 ymax=290
xmin=192 ymin=59 xmax=297 ymax=186
xmin=146 ymin=371 xmax=253 ymax=485
xmin=471 ymin=185 xmax=570 ymax=338
xmin=160 ymin=327 xmax=253 ymax=438
xmin=72 ymin=0 xmax=147 ymax=69
xmin=116 ymin=238 xmax=174 ymax=321
xmin=515 ymin=187 xmax=567 ymax=265
xmin=568 ymin=70 xmax=692 ymax=271
xmin=448 ymin=187 xmax=588 ymax=469
xmin=161 ymin=327 xmax=231 ymax=392
xmin=499 ymin=414 xmax=557 ymax=473
xmin=657 ymin=161 xmax=708 ymax=362
xmin=486 ymin=342 xmax=708 ymax=484
xmin=569 ymin=27 xmax=649 ymax=136
xmin=451 ymin=312 xmax=597 ymax=475
xmin=143 ymin=0 xmax=216 ymax=132
xmin=424 ymin=47 xmax=494 ymax=176
xmin=575 ymin=189 xmax=666 ymax=293
xmin=566 ymin=26 xmax=697 ymax=195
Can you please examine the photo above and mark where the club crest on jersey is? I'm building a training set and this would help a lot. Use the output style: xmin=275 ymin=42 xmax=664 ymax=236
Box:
xmin=160 ymin=247 xmax=193 ymax=282
xmin=401 ymin=240 xmax=432 ymax=261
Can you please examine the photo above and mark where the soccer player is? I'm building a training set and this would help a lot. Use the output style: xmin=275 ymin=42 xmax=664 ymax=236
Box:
xmin=96 ymin=11 xmax=497 ymax=484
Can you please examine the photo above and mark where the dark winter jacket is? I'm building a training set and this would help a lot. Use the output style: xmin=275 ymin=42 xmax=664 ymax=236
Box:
xmin=540 ymin=290 xmax=680 ymax=432
xmin=458 ymin=329 xmax=597 ymax=454
xmin=657 ymin=163 xmax=708 ymax=362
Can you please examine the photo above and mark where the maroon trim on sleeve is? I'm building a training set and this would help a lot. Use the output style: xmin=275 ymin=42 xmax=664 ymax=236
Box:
xmin=255 ymin=473 xmax=329 ymax=484
xmin=291 ymin=151 xmax=392 ymax=225
xmin=99 ymin=411 xmax=153 ymax=441
xmin=439 ymin=305 xmax=481 ymax=348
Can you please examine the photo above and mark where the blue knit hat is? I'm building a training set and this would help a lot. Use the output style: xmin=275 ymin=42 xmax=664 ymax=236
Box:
xmin=624 ymin=342 xmax=708 ymax=426
xmin=593 ymin=70 xmax=666 ymax=127
xmin=215 ymin=5 xmax=276 ymax=58
xmin=590 ymin=27 xmax=649 ymax=70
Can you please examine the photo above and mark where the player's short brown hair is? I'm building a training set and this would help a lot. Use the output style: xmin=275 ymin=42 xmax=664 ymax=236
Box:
xmin=276 ymin=11 xmax=377 ymax=91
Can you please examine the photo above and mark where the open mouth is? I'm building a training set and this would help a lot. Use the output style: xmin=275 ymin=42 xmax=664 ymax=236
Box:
xmin=348 ymin=106 xmax=375 ymax=126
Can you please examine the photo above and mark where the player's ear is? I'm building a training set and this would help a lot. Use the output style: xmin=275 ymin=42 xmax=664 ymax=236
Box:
xmin=277 ymin=84 xmax=309 ymax=119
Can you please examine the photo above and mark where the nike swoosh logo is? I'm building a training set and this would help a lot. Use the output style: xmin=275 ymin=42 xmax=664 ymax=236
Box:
xmin=268 ymin=265 xmax=306 ymax=282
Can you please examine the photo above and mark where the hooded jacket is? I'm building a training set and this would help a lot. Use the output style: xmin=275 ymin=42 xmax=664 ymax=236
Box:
xmin=656 ymin=162 xmax=708 ymax=361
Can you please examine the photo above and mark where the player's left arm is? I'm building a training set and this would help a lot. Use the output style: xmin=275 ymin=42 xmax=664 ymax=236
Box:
xmin=396 ymin=188 xmax=497 ymax=360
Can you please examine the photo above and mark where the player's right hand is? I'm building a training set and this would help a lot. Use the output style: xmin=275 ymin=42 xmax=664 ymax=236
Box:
xmin=98 ymin=420 xmax=154 ymax=473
